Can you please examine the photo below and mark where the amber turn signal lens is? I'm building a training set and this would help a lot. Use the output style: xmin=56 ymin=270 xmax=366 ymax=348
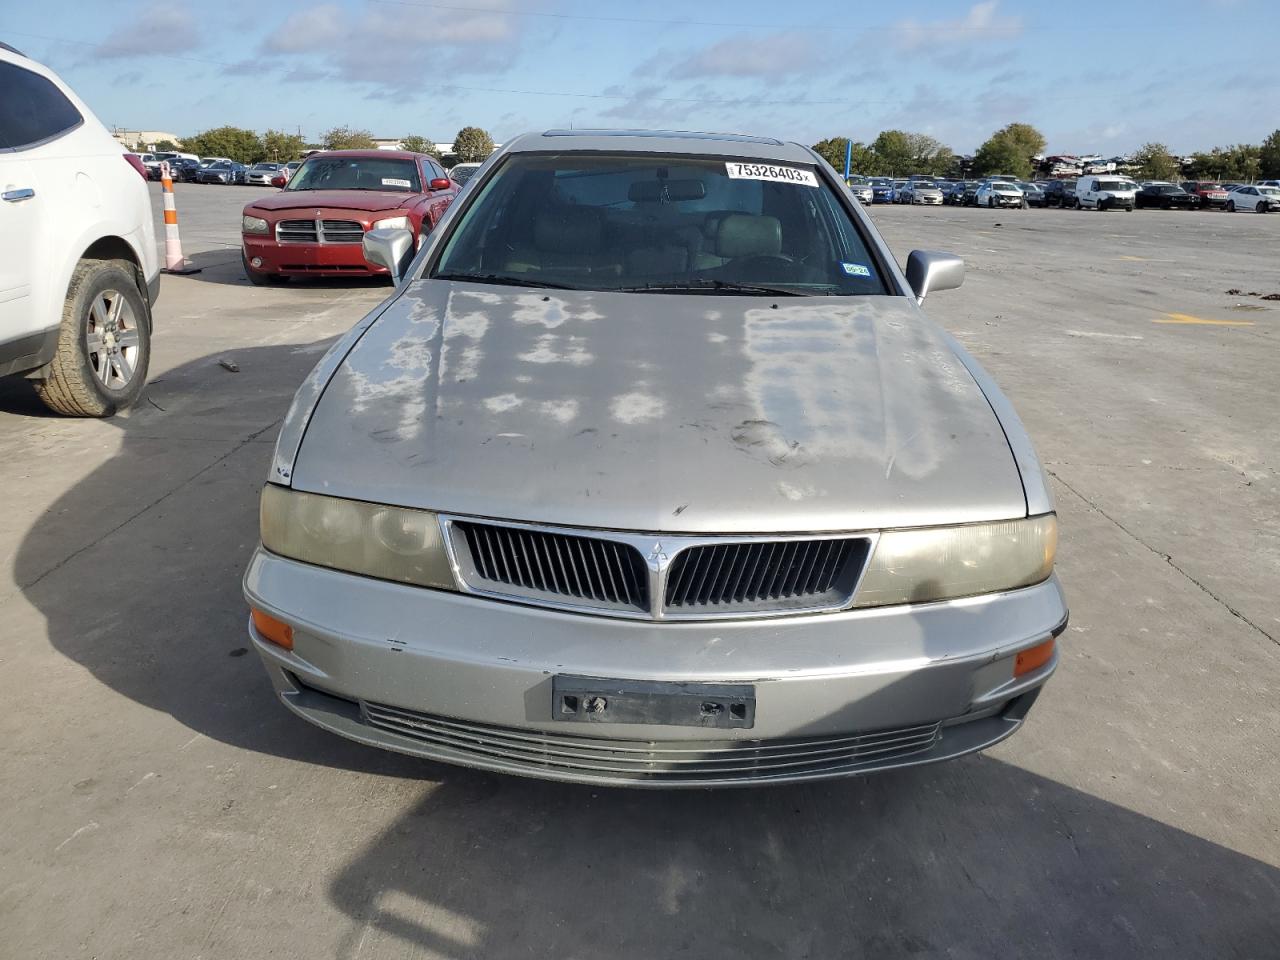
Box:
xmin=251 ymin=608 xmax=293 ymax=651
xmin=1014 ymin=637 xmax=1055 ymax=677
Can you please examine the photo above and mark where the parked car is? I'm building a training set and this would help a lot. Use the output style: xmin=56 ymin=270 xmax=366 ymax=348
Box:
xmin=240 ymin=149 xmax=460 ymax=284
xmin=954 ymin=180 xmax=983 ymax=205
xmin=167 ymin=157 xmax=200 ymax=182
xmin=449 ymin=161 xmax=482 ymax=186
xmin=1015 ymin=181 xmax=1046 ymax=207
xmin=1180 ymin=181 xmax=1230 ymax=209
xmin=898 ymin=179 xmax=944 ymax=205
xmin=847 ymin=179 xmax=873 ymax=204
xmin=976 ymin=180 xmax=1025 ymax=208
xmin=197 ymin=160 xmax=246 ymax=184
xmin=1135 ymin=183 xmax=1198 ymax=210
xmin=245 ymin=162 xmax=285 ymax=185
xmin=1041 ymin=179 xmax=1077 ymax=208
xmin=1225 ymin=184 xmax=1280 ymax=213
xmin=144 ymin=150 xmax=198 ymax=180
xmin=243 ymin=128 xmax=1065 ymax=787
xmin=0 ymin=45 xmax=158 ymax=415
xmin=1076 ymin=176 xmax=1136 ymax=211
xmin=891 ymin=179 xmax=909 ymax=201
xmin=868 ymin=177 xmax=897 ymax=203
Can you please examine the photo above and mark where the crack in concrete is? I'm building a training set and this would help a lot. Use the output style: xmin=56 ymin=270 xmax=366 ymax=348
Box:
xmin=10 ymin=418 xmax=282 ymax=596
xmin=1048 ymin=469 xmax=1278 ymax=648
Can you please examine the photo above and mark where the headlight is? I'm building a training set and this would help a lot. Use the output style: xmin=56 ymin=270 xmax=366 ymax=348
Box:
xmin=242 ymin=214 xmax=269 ymax=234
xmin=259 ymin=485 xmax=456 ymax=591
xmin=372 ymin=215 xmax=410 ymax=231
xmin=852 ymin=514 xmax=1057 ymax=608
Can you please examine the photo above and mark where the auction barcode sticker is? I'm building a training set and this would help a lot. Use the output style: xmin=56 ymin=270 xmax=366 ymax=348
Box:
xmin=382 ymin=178 xmax=412 ymax=188
xmin=725 ymin=162 xmax=819 ymax=187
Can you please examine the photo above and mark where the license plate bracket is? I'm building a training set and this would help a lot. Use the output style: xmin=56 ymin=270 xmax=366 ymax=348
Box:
xmin=552 ymin=676 xmax=756 ymax=730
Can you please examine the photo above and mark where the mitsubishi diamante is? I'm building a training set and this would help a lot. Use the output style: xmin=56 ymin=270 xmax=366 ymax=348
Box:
xmin=243 ymin=129 xmax=1067 ymax=787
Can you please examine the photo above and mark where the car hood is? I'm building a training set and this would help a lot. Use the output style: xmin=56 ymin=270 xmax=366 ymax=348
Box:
xmin=291 ymin=282 xmax=1027 ymax=533
xmin=248 ymin=190 xmax=414 ymax=213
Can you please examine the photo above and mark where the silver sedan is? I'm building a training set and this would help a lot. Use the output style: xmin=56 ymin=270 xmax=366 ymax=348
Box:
xmin=244 ymin=130 xmax=1066 ymax=787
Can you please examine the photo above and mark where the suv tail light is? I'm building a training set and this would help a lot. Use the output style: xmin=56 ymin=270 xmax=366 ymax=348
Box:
xmin=123 ymin=153 xmax=148 ymax=181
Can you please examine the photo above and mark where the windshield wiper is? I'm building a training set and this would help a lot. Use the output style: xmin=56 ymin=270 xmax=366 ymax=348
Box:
xmin=432 ymin=272 xmax=581 ymax=290
xmin=616 ymin=279 xmax=811 ymax=297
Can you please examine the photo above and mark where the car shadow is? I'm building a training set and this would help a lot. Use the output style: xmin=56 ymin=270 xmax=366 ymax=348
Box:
xmin=180 ymin=248 xmax=393 ymax=290
xmin=12 ymin=342 xmax=433 ymax=778
xmin=324 ymin=754 xmax=1280 ymax=958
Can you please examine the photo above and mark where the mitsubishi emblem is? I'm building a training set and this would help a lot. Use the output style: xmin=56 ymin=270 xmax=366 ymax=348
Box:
xmin=645 ymin=541 xmax=669 ymax=572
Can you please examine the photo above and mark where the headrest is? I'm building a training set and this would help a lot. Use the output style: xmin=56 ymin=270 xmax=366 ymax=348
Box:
xmin=715 ymin=214 xmax=782 ymax=259
xmin=534 ymin=207 xmax=603 ymax=254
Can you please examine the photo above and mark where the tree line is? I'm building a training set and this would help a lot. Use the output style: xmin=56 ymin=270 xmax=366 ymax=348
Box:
xmin=813 ymin=125 xmax=1280 ymax=182
xmin=169 ymin=125 xmax=496 ymax=166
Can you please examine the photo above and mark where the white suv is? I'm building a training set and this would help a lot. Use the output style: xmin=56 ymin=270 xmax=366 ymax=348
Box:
xmin=0 ymin=43 xmax=158 ymax=416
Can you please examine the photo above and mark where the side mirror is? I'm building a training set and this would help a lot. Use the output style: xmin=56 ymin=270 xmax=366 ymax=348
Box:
xmin=905 ymin=250 xmax=964 ymax=304
xmin=363 ymin=227 xmax=415 ymax=285
xmin=428 ymin=177 xmax=452 ymax=191
xmin=271 ymin=175 xmax=286 ymax=188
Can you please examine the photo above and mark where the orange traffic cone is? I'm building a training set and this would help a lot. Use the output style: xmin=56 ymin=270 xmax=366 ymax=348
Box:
xmin=160 ymin=162 xmax=201 ymax=275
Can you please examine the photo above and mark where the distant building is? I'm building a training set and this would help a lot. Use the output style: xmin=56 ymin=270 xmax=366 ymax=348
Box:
xmin=111 ymin=128 xmax=182 ymax=151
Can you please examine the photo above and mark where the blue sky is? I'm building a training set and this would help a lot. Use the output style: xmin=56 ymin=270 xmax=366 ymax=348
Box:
xmin=8 ymin=0 xmax=1277 ymax=155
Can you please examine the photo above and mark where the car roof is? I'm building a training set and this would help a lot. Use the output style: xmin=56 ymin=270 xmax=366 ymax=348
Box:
xmin=306 ymin=149 xmax=425 ymax=161
xmin=502 ymin=129 xmax=814 ymax=164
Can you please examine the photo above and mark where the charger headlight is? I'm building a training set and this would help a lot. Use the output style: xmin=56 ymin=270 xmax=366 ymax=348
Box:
xmin=259 ymin=485 xmax=456 ymax=590
xmin=853 ymin=514 xmax=1057 ymax=608
xmin=372 ymin=215 xmax=410 ymax=231
xmin=241 ymin=214 xmax=269 ymax=234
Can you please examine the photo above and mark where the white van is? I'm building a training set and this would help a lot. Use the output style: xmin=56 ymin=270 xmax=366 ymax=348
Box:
xmin=1076 ymin=176 xmax=1137 ymax=211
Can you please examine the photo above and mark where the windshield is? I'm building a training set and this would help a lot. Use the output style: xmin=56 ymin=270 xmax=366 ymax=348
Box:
xmin=1097 ymin=180 xmax=1128 ymax=191
xmin=286 ymin=156 xmax=421 ymax=193
xmin=451 ymin=165 xmax=480 ymax=184
xmin=432 ymin=153 xmax=886 ymax=296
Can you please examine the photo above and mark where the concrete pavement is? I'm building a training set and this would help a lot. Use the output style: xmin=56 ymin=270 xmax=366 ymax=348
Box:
xmin=0 ymin=186 xmax=1276 ymax=958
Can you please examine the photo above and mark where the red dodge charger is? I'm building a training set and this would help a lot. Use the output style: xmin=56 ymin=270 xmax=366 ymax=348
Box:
xmin=240 ymin=149 xmax=460 ymax=283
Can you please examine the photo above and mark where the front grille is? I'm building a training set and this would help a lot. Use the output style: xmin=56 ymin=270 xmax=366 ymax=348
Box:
xmin=454 ymin=520 xmax=649 ymax=614
xmin=665 ymin=538 xmax=866 ymax=614
xmin=321 ymin=219 xmax=364 ymax=243
xmin=275 ymin=218 xmax=365 ymax=244
xmin=362 ymin=700 xmax=942 ymax=784
xmin=277 ymin=219 xmax=318 ymax=242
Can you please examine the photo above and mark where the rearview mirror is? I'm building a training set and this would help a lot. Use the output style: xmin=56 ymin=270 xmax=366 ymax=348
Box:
xmin=905 ymin=250 xmax=964 ymax=304
xmin=363 ymin=227 xmax=415 ymax=286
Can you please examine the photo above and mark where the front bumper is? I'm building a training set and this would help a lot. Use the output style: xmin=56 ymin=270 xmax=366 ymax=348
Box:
xmin=243 ymin=548 xmax=1068 ymax=786
xmin=911 ymin=195 xmax=943 ymax=204
xmin=242 ymin=236 xmax=389 ymax=277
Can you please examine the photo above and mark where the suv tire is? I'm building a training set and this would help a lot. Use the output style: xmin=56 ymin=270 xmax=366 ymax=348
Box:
xmin=35 ymin=259 xmax=151 ymax=417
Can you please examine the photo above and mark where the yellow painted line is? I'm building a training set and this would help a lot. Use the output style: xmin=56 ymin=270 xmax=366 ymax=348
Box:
xmin=1116 ymin=255 xmax=1147 ymax=261
xmin=1153 ymin=312 xmax=1255 ymax=327
xmin=1115 ymin=255 xmax=1176 ymax=262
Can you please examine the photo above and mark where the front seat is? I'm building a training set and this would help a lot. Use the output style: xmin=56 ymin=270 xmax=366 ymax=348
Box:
xmin=503 ymin=206 xmax=617 ymax=278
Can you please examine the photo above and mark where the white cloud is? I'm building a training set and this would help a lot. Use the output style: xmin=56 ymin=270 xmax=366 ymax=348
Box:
xmin=666 ymin=32 xmax=829 ymax=80
xmin=92 ymin=8 xmax=201 ymax=59
xmin=259 ymin=0 xmax=528 ymax=91
xmin=892 ymin=1 xmax=1024 ymax=51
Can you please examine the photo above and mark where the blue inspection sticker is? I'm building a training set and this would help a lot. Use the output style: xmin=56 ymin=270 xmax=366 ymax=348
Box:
xmin=840 ymin=262 xmax=871 ymax=277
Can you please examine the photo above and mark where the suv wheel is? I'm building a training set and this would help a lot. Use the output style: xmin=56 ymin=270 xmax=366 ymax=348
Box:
xmin=35 ymin=259 xmax=151 ymax=417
